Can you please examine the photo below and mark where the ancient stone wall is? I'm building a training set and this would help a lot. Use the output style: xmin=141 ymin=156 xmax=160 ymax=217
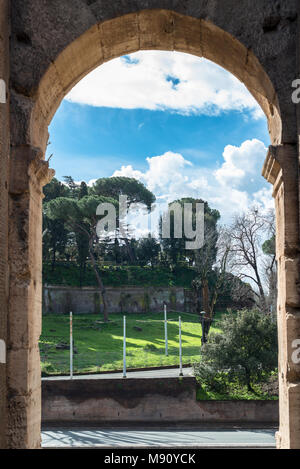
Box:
xmin=43 ymin=285 xmax=188 ymax=315
xmin=0 ymin=0 xmax=9 ymax=449
xmin=12 ymin=0 xmax=298 ymax=146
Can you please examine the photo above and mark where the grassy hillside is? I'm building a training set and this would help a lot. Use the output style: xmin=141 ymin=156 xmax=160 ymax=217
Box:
xmin=40 ymin=311 xmax=222 ymax=375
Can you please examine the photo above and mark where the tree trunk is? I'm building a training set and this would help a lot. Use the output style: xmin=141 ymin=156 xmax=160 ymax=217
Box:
xmin=245 ymin=369 xmax=254 ymax=393
xmin=247 ymin=383 xmax=255 ymax=393
xmin=253 ymin=266 xmax=267 ymax=312
xmin=51 ymin=247 xmax=56 ymax=272
xmin=202 ymin=278 xmax=210 ymax=312
xmin=79 ymin=260 xmax=85 ymax=288
xmin=88 ymin=239 xmax=109 ymax=322
xmin=124 ymin=237 xmax=136 ymax=264
xmin=202 ymin=318 xmax=211 ymax=344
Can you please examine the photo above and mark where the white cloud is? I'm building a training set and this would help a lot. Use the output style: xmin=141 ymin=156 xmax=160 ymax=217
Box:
xmin=110 ymin=140 xmax=274 ymax=228
xmin=214 ymin=139 xmax=267 ymax=188
xmin=73 ymin=178 xmax=98 ymax=187
xmin=113 ymin=165 xmax=144 ymax=182
xmin=253 ymin=186 xmax=274 ymax=212
xmin=113 ymin=151 xmax=192 ymax=203
xmin=66 ymin=51 xmax=263 ymax=119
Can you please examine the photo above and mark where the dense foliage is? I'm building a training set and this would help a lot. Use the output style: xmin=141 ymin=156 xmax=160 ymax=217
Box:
xmin=42 ymin=176 xmax=256 ymax=318
xmin=43 ymin=262 xmax=197 ymax=287
xmin=194 ymin=309 xmax=278 ymax=392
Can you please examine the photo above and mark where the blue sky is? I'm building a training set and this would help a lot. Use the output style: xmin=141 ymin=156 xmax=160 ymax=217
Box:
xmin=46 ymin=51 xmax=273 ymax=225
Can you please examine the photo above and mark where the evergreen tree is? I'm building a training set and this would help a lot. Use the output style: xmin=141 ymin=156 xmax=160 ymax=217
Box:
xmin=46 ymin=195 xmax=118 ymax=321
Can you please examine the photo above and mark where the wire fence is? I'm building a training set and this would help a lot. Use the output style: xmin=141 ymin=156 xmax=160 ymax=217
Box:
xmin=41 ymin=348 xmax=199 ymax=376
xmin=40 ymin=311 xmax=218 ymax=377
xmin=40 ymin=341 xmax=200 ymax=376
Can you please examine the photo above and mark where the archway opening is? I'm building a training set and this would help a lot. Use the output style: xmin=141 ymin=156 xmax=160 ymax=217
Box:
xmin=41 ymin=54 xmax=278 ymax=409
xmin=11 ymin=9 xmax=287 ymax=448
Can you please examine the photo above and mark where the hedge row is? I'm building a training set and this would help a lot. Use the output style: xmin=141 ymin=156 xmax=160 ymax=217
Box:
xmin=43 ymin=262 xmax=197 ymax=288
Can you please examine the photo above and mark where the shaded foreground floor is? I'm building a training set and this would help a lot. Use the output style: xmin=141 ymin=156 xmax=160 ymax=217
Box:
xmin=42 ymin=427 xmax=276 ymax=448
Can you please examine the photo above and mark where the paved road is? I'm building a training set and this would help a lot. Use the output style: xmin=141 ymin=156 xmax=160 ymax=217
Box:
xmin=42 ymin=369 xmax=276 ymax=448
xmin=42 ymin=367 xmax=194 ymax=380
xmin=42 ymin=427 xmax=276 ymax=448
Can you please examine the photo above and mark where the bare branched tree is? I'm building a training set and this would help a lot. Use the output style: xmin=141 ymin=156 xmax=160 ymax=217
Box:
xmin=226 ymin=207 xmax=276 ymax=312
xmin=194 ymin=227 xmax=231 ymax=342
xmin=209 ymin=227 xmax=232 ymax=316
xmin=261 ymin=210 xmax=277 ymax=314
xmin=193 ymin=225 xmax=218 ymax=314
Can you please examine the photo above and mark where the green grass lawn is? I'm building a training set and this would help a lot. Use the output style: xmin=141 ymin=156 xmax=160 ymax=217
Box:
xmin=40 ymin=311 xmax=222 ymax=376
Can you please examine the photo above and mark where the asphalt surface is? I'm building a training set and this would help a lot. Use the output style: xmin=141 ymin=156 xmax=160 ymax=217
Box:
xmin=42 ymin=367 xmax=194 ymax=380
xmin=41 ymin=427 xmax=276 ymax=448
xmin=42 ymin=368 xmax=276 ymax=448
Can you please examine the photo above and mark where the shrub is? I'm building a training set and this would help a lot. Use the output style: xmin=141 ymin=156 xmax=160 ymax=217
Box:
xmin=194 ymin=309 xmax=278 ymax=393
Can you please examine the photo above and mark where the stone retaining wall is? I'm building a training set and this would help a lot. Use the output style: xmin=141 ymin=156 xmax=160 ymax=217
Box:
xmin=42 ymin=377 xmax=279 ymax=425
xmin=43 ymin=285 xmax=195 ymax=314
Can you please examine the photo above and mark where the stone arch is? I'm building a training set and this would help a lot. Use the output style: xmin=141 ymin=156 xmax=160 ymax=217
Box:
xmin=30 ymin=10 xmax=281 ymax=153
xmin=3 ymin=3 xmax=300 ymax=449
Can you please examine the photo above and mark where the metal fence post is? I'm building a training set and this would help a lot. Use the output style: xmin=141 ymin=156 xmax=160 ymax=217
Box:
xmin=179 ymin=316 xmax=183 ymax=376
xmin=70 ymin=312 xmax=73 ymax=380
xmin=123 ymin=315 xmax=127 ymax=378
xmin=164 ymin=304 xmax=168 ymax=356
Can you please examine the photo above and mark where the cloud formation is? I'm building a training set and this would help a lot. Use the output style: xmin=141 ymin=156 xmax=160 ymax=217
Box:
xmin=214 ymin=139 xmax=267 ymax=188
xmin=111 ymin=139 xmax=273 ymax=227
xmin=66 ymin=51 xmax=263 ymax=119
